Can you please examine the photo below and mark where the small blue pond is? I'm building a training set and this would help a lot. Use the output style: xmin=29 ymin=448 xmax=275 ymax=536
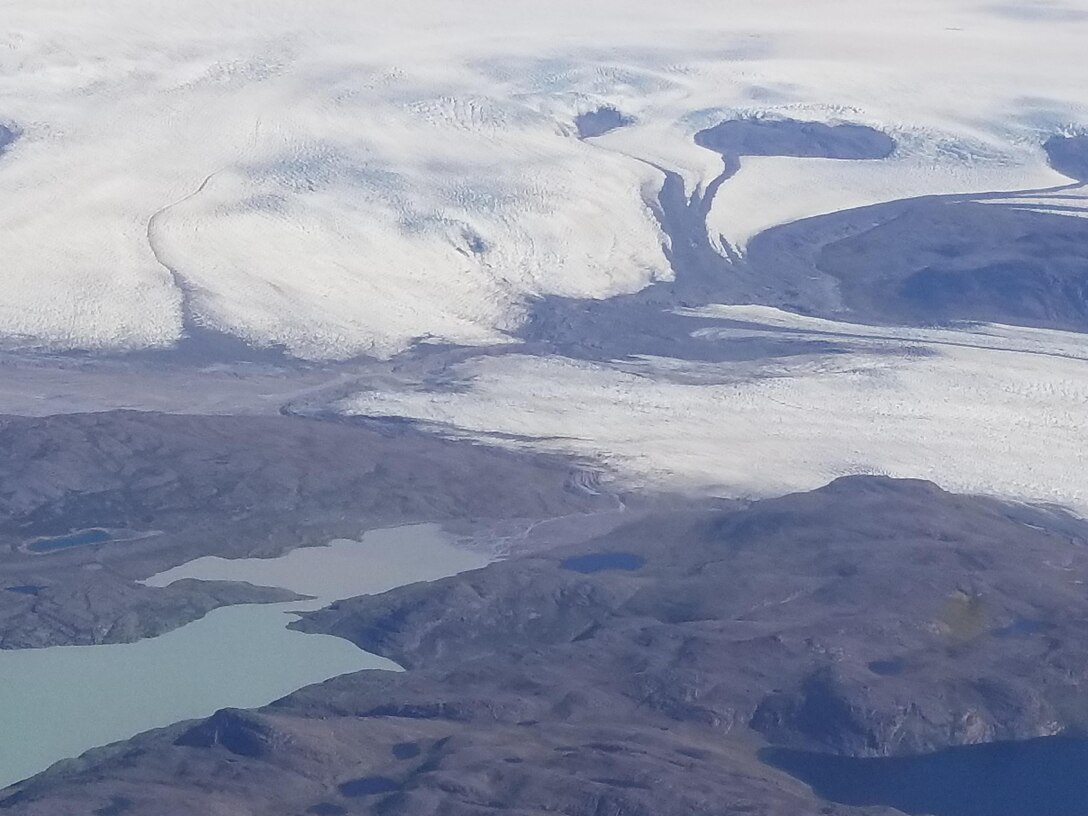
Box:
xmin=4 ymin=585 xmax=43 ymax=596
xmin=560 ymin=552 xmax=645 ymax=574
xmin=338 ymin=776 xmax=401 ymax=797
xmin=761 ymin=736 xmax=1088 ymax=816
xmin=27 ymin=528 xmax=112 ymax=553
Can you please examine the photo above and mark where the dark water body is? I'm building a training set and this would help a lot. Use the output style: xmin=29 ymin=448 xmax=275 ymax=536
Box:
xmin=338 ymin=776 xmax=401 ymax=797
xmin=4 ymin=586 xmax=43 ymax=596
xmin=391 ymin=741 xmax=421 ymax=760
xmin=866 ymin=657 xmax=907 ymax=676
xmin=27 ymin=528 xmax=112 ymax=553
xmin=561 ymin=552 xmax=645 ymax=573
xmin=762 ymin=736 xmax=1088 ymax=816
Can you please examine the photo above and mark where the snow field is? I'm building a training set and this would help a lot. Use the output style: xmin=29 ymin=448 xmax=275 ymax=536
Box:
xmin=0 ymin=0 xmax=1086 ymax=355
xmin=339 ymin=309 xmax=1088 ymax=514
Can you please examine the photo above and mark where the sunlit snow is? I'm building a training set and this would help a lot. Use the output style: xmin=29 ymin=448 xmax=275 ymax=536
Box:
xmin=339 ymin=310 xmax=1088 ymax=515
xmin=1 ymin=0 xmax=1085 ymax=356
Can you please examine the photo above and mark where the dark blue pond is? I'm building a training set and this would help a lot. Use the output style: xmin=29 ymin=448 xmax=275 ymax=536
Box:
xmin=560 ymin=552 xmax=645 ymax=574
xmin=866 ymin=657 xmax=907 ymax=676
xmin=762 ymin=736 xmax=1088 ymax=816
xmin=28 ymin=528 xmax=112 ymax=553
xmin=338 ymin=776 xmax=400 ymax=797
xmin=4 ymin=585 xmax=44 ymax=596
xmin=391 ymin=741 xmax=420 ymax=760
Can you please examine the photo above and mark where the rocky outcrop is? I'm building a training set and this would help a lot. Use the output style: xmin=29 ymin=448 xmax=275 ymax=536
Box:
xmin=0 ymin=410 xmax=613 ymax=648
xmin=4 ymin=477 xmax=1087 ymax=814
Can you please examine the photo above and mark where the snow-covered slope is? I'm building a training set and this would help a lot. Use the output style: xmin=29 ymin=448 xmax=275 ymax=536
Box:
xmin=1 ymin=0 xmax=1086 ymax=357
xmin=706 ymin=153 xmax=1070 ymax=254
xmin=338 ymin=310 xmax=1088 ymax=514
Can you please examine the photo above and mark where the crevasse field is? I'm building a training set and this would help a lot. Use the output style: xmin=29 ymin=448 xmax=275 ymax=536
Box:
xmin=341 ymin=313 xmax=1088 ymax=512
xmin=1 ymin=0 xmax=1086 ymax=511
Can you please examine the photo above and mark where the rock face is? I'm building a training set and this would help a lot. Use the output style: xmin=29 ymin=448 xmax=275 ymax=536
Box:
xmin=695 ymin=118 xmax=896 ymax=161
xmin=0 ymin=578 xmax=301 ymax=650
xmin=1044 ymin=134 xmax=1088 ymax=183
xmin=5 ymin=477 xmax=1088 ymax=815
xmin=574 ymin=107 xmax=633 ymax=139
xmin=0 ymin=411 xmax=613 ymax=648
xmin=815 ymin=202 xmax=1088 ymax=332
xmin=0 ymin=124 xmax=14 ymax=156
xmin=743 ymin=194 xmax=1088 ymax=333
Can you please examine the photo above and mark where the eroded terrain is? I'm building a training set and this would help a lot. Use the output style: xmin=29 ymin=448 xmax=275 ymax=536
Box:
xmin=0 ymin=3 xmax=1085 ymax=811
xmin=0 ymin=411 xmax=614 ymax=649
xmin=5 ymin=478 xmax=1087 ymax=815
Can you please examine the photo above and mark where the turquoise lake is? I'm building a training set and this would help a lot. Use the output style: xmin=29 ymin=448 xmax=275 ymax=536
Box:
xmin=0 ymin=525 xmax=490 ymax=789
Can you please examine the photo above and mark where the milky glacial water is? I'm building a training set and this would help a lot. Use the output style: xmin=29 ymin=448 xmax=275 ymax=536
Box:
xmin=142 ymin=523 xmax=488 ymax=602
xmin=0 ymin=525 xmax=490 ymax=789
